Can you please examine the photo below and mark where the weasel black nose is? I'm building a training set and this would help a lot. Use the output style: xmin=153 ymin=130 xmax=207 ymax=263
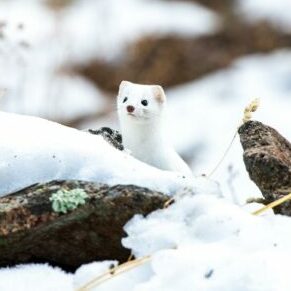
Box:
xmin=126 ymin=105 xmax=135 ymax=113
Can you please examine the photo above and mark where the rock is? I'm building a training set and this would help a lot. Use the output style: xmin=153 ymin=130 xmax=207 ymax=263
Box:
xmin=238 ymin=120 xmax=291 ymax=215
xmin=88 ymin=127 xmax=124 ymax=151
xmin=0 ymin=181 xmax=168 ymax=271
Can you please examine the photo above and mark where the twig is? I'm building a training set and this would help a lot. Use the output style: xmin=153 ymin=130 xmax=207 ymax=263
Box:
xmin=208 ymin=130 xmax=238 ymax=177
xmin=252 ymin=193 xmax=291 ymax=215
xmin=207 ymin=98 xmax=260 ymax=177
xmin=246 ymin=197 xmax=269 ymax=205
xmin=76 ymin=255 xmax=151 ymax=291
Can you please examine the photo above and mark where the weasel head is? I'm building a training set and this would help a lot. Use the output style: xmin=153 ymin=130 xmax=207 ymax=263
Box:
xmin=117 ymin=80 xmax=166 ymax=124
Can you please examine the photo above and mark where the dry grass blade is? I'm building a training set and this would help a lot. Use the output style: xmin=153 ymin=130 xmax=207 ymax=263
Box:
xmin=207 ymin=98 xmax=260 ymax=177
xmin=243 ymin=98 xmax=260 ymax=123
xmin=252 ymin=192 xmax=291 ymax=215
xmin=76 ymin=255 xmax=151 ymax=291
xmin=207 ymin=131 xmax=237 ymax=177
xmin=127 ymin=253 xmax=134 ymax=262
xmin=164 ymin=197 xmax=175 ymax=208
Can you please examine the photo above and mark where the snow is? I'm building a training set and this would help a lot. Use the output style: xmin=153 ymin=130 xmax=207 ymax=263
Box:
xmin=165 ymin=50 xmax=291 ymax=204
xmin=1 ymin=1 xmax=291 ymax=290
xmin=0 ymin=0 xmax=218 ymax=63
xmin=119 ymin=194 xmax=291 ymax=291
xmin=43 ymin=75 xmax=107 ymax=122
xmin=4 ymin=193 xmax=291 ymax=291
xmin=0 ymin=264 xmax=72 ymax=291
xmin=0 ymin=12 xmax=106 ymax=121
xmin=61 ymin=0 xmax=219 ymax=62
xmin=0 ymin=110 xmax=289 ymax=291
xmin=5 ymin=102 xmax=291 ymax=291
xmin=74 ymin=260 xmax=152 ymax=291
xmin=237 ymin=0 xmax=291 ymax=32
xmin=73 ymin=261 xmax=118 ymax=290
xmin=0 ymin=111 xmax=198 ymax=196
xmin=91 ymin=50 xmax=291 ymax=205
xmin=0 ymin=0 xmax=218 ymax=119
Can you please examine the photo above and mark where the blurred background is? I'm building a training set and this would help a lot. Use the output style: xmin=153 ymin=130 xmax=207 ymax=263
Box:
xmin=0 ymin=0 xmax=290 ymax=203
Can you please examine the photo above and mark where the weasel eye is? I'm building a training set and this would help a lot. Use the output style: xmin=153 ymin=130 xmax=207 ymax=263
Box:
xmin=123 ymin=97 xmax=128 ymax=103
xmin=141 ymin=99 xmax=148 ymax=106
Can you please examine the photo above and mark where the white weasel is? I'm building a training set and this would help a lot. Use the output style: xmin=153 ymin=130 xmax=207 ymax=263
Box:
xmin=117 ymin=80 xmax=193 ymax=177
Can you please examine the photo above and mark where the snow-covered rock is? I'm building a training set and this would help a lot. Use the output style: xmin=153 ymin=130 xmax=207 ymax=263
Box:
xmin=119 ymin=194 xmax=291 ymax=291
xmin=69 ymin=193 xmax=291 ymax=291
xmin=3 ymin=183 xmax=291 ymax=290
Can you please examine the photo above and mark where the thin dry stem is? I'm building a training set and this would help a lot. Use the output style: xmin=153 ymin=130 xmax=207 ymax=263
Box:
xmin=76 ymin=255 xmax=151 ymax=291
xmin=208 ymin=130 xmax=237 ymax=177
xmin=163 ymin=187 xmax=195 ymax=208
xmin=127 ymin=253 xmax=134 ymax=262
xmin=207 ymin=98 xmax=260 ymax=177
xmin=246 ymin=197 xmax=269 ymax=205
xmin=252 ymin=193 xmax=291 ymax=215
xmin=164 ymin=197 xmax=175 ymax=208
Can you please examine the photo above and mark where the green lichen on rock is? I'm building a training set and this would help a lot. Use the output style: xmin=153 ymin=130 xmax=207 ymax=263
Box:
xmin=49 ymin=188 xmax=88 ymax=214
xmin=0 ymin=181 xmax=169 ymax=270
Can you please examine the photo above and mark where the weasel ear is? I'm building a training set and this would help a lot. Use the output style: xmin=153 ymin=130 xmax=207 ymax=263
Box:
xmin=119 ymin=80 xmax=130 ymax=94
xmin=152 ymin=85 xmax=166 ymax=103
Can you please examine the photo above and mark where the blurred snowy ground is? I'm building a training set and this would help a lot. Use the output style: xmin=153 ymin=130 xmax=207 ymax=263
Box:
xmin=167 ymin=50 xmax=291 ymax=203
xmin=92 ymin=51 xmax=291 ymax=203
xmin=0 ymin=0 xmax=218 ymax=119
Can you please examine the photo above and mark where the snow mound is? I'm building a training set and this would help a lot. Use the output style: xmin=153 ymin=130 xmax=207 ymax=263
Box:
xmin=74 ymin=260 xmax=152 ymax=291
xmin=0 ymin=0 xmax=219 ymax=120
xmin=2 ymin=187 xmax=291 ymax=290
xmin=0 ymin=111 xmax=199 ymax=196
xmin=61 ymin=0 xmax=219 ymax=62
xmin=120 ymin=194 xmax=291 ymax=291
xmin=0 ymin=264 xmax=72 ymax=291
xmin=67 ymin=193 xmax=291 ymax=291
